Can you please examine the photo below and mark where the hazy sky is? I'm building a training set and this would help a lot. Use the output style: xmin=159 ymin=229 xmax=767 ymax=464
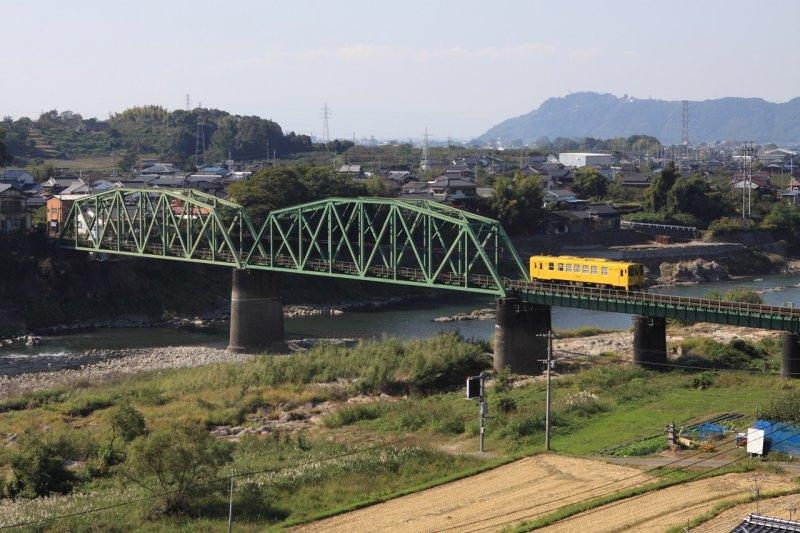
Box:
xmin=2 ymin=0 xmax=798 ymax=139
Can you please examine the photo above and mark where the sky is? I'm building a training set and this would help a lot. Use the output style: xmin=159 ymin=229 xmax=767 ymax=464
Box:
xmin=2 ymin=0 xmax=799 ymax=140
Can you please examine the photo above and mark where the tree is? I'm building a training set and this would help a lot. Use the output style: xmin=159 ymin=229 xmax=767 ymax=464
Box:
xmin=646 ymin=162 xmax=679 ymax=212
xmin=365 ymin=176 xmax=390 ymax=197
xmin=762 ymin=202 xmax=800 ymax=253
xmin=491 ymin=173 xmax=544 ymax=234
xmin=228 ymin=165 xmax=365 ymax=221
xmin=571 ymin=167 xmax=608 ymax=198
xmin=122 ymin=424 xmax=232 ymax=516
xmin=666 ymin=176 xmax=731 ymax=225
xmin=0 ymin=125 xmax=9 ymax=165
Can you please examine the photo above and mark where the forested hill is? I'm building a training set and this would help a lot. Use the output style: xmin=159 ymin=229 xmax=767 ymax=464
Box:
xmin=1 ymin=106 xmax=313 ymax=164
xmin=476 ymin=92 xmax=800 ymax=145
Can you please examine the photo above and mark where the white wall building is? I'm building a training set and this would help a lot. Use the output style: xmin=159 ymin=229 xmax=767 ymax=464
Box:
xmin=558 ymin=152 xmax=613 ymax=168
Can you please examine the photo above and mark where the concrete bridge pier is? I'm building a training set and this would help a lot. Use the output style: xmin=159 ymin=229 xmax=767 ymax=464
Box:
xmin=493 ymin=297 xmax=551 ymax=375
xmin=781 ymin=332 xmax=800 ymax=378
xmin=228 ymin=269 xmax=285 ymax=353
xmin=632 ymin=316 xmax=667 ymax=370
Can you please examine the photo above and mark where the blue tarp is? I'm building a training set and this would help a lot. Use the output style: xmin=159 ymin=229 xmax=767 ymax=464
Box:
xmin=691 ymin=421 xmax=728 ymax=440
xmin=754 ymin=419 xmax=800 ymax=456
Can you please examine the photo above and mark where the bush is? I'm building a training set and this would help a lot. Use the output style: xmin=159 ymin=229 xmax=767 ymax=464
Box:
xmin=61 ymin=394 xmax=115 ymax=417
xmin=705 ymin=288 xmax=763 ymax=304
xmin=109 ymin=403 xmax=147 ymax=443
xmin=253 ymin=333 xmax=490 ymax=394
xmin=323 ymin=403 xmax=384 ymax=428
xmin=678 ymin=337 xmax=765 ymax=370
xmin=496 ymin=396 xmax=518 ymax=414
xmin=122 ymin=423 xmax=233 ymax=516
xmin=6 ymin=432 xmax=76 ymax=497
xmin=760 ymin=393 xmax=800 ymax=423
xmin=560 ymin=391 xmax=609 ymax=417
xmin=684 ymin=371 xmax=716 ymax=390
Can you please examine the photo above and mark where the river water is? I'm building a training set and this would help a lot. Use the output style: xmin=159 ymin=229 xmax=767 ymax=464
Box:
xmin=4 ymin=273 xmax=800 ymax=374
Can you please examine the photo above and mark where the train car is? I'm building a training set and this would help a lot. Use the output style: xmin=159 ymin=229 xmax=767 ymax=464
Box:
xmin=529 ymin=255 xmax=645 ymax=290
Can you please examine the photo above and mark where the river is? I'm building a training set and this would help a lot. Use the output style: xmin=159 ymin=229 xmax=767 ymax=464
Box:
xmin=3 ymin=273 xmax=800 ymax=375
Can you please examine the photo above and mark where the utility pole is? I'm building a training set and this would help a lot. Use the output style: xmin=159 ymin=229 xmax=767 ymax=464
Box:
xmin=227 ymin=477 xmax=234 ymax=533
xmin=466 ymin=373 xmax=489 ymax=453
xmin=420 ymin=127 xmax=429 ymax=173
xmin=537 ymin=331 xmax=556 ymax=451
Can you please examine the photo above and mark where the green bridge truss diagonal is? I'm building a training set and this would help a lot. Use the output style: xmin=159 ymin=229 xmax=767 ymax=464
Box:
xmin=59 ymin=188 xmax=529 ymax=296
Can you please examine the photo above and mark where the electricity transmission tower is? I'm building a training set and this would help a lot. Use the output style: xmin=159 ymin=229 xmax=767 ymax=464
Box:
xmin=321 ymin=103 xmax=331 ymax=143
xmin=420 ymin=127 xmax=430 ymax=173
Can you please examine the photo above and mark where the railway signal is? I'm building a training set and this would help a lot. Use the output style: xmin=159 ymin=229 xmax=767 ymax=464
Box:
xmin=466 ymin=373 xmax=489 ymax=452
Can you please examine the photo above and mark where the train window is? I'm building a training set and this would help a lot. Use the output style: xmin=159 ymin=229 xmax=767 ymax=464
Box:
xmin=565 ymin=264 xmax=572 ymax=272
xmin=582 ymin=265 xmax=589 ymax=273
xmin=557 ymin=263 xmax=564 ymax=271
xmin=601 ymin=267 xmax=608 ymax=275
xmin=620 ymin=269 xmax=624 ymax=276
xmin=548 ymin=262 xmax=554 ymax=270
xmin=574 ymin=264 xmax=580 ymax=272
xmin=591 ymin=266 xmax=597 ymax=274
xmin=540 ymin=263 xmax=543 ymax=269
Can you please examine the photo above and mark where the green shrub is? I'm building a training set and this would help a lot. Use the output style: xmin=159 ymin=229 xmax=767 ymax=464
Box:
xmin=6 ymin=432 xmax=77 ymax=497
xmin=0 ymin=397 xmax=28 ymax=413
xmin=684 ymin=371 xmax=716 ymax=390
xmin=496 ymin=396 xmax=518 ymax=414
xmin=560 ymin=392 xmax=609 ymax=417
xmin=678 ymin=338 xmax=765 ymax=370
xmin=761 ymin=393 xmax=800 ymax=422
xmin=122 ymin=423 xmax=233 ymax=516
xmin=705 ymin=288 xmax=763 ymax=304
xmin=252 ymin=333 xmax=490 ymax=394
xmin=323 ymin=403 xmax=384 ymax=428
xmin=109 ymin=403 xmax=147 ymax=443
xmin=61 ymin=394 xmax=115 ymax=417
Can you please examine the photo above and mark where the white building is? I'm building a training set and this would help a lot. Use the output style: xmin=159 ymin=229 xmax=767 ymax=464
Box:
xmin=558 ymin=152 xmax=613 ymax=168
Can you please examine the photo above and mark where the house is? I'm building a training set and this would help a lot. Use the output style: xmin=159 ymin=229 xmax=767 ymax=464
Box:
xmin=543 ymin=189 xmax=586 ymax=209
xmin=731 ymin=514 xmax=800 ymax=533
xmin=150 ymin=175 xmax=188 ymax=188
xmin=546 ymin=210 xmax=592 ymax=233
xmin=429 ymin=176 xmax=476 ymax=203
xmin=338 ymin=165 xmax=364 ymax=178
xmin=46 ymin=194 xmax=85 ymax=235
xmin=196 ymin=166 xmax=231 ymax=178
xmin=781 ymin=190 xmax=800 ymax=205
xmin=760 ymin=148 xmax=797 ymax=166
xmin=0 ymin=184 xmax=31 ymax=232
xmin=444 ymin=164 xmax=474 ymax=178
xmin=619 ymin=174 xmax=652 ymax=188
xmin=586 ymin=203 xmax=620 ymax=229
xmin=732 ymin=176 xmax=773 ymax=190
xmin=476 ymin=187 xmax=493 ymax=199
xmin=0 ymin=168 xmax=35 ymax=185
xmin=42 ymin=177 xmax=81 ymax=194
xmin=140 ymin=163 xmax=178 ymax=175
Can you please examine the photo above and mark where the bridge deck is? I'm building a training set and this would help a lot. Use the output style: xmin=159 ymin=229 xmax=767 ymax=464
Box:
xmin=66 ymin=238 xmax=800 ymax=333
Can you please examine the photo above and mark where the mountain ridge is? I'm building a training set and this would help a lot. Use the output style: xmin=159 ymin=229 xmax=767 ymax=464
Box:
xmin=476 ymin=92 xmax=800 ymax=145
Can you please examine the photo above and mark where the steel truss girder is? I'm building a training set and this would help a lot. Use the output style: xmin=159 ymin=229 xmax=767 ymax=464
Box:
xmin=60 ymin=190 xmax=528 ymax=296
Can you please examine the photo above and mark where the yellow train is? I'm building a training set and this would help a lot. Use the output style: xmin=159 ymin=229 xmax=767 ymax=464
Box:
xmin=529 ymin=255 xmax=645 ymax=290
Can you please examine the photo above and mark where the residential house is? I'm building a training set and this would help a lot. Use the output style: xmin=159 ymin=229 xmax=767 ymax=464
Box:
xmin=760 ymin=148 xmax=797 ymax=166
xmin=444 ymin=164 xmax=474 ymax=178
xmin=140 ymin=163 xmax=178 ymax=175
xmin=732 ymin=175 xmax=773 ymax=190
xmin=543 ymin=189 xmax=586 ymax=209
xmin=46 ymin=194 xmax=84 ymax=235
xmin=546 ymin=210 xmax=592 ymax=234
xmin=429 ymin=176 xmax=476 ymax=204
xmin=0 ymin=168 xmax=35 ymax=185
xmin=0 ymin=184 xmax=31 ymax=232
xmin=619 ymin=174 xmax=652 ymax=188
xmin=42 ymin=177 xmax=81 ymax=194
xmin=731 ymin=514 xmax=800 ymax=533
xmin=338 ymin=164 xmax=365 ymax=179
xmin=781 ymin=190 xmax=800 ymax=205
xmin=586 ymin=203 xmax=620 ymax=230
xmin=150 ymin=175 xmax=188 ymax=188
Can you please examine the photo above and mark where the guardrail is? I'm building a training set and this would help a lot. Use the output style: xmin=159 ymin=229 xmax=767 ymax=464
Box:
xmin=621 ymin=220 xmax=697 ymax=233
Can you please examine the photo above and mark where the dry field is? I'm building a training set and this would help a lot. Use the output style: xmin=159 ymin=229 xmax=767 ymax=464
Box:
xmin=297 ymin=455 xmax=798 ymax=533
xmin=295 ymin=454 xmax=648 ymax=533
xmin=541 ymin=472 xmax=796 ymax=533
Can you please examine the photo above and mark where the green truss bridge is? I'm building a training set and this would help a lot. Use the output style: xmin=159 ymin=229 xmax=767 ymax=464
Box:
xmin=58 ymin=188 xmax=800 ymax=375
